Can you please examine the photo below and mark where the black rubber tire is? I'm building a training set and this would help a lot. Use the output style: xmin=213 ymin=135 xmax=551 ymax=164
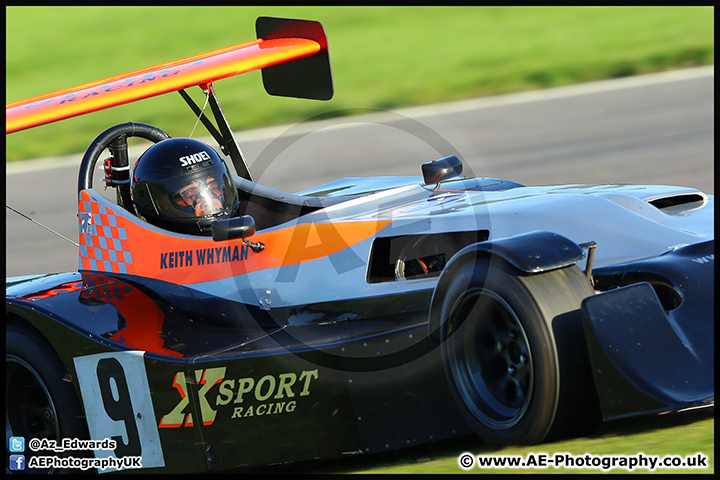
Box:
xmin=438 ymin=255 xmax=599 ymax=445
xmin=6 ymin=323 xmax=89 ymax=473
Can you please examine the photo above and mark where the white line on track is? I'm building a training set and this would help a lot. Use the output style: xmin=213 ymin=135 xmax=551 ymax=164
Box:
xmin=6 ymin=65 xmax=713 ymax=176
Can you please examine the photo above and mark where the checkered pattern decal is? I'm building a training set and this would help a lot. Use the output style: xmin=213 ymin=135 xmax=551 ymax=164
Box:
xmin=80 ymin=273 xmax=133 ymax=303
xmin=78 ymin=194 xmax=134 ymax=274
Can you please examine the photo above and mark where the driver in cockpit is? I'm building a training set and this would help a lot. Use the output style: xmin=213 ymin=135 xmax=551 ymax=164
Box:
xmin=131 ymin=138 xmax=240 ymax=235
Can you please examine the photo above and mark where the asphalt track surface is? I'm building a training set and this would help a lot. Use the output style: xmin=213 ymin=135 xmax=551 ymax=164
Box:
xmin=5 ymin=66 xmax=714 ymax=277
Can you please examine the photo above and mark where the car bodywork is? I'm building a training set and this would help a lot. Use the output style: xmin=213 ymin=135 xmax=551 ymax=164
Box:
xmin=6 ymin=17 xmax=713 ymax=473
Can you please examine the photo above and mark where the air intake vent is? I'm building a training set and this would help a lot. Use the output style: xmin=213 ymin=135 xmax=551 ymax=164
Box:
xmin=648 ymin=193 xmax=706 ymax=210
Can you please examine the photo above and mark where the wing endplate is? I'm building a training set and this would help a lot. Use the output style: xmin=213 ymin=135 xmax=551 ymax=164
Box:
xmin=7 ymin=36 xmax=320 ymax=133
xmin=257 ymin=16 xmax=334 ymax=101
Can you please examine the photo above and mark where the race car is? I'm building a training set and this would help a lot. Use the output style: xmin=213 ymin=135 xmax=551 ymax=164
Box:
xmin=6 ymin=16 xmax=714 ymax=473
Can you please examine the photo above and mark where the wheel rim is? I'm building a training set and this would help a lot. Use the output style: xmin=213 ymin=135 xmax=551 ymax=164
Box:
xmin=446 ymin=288 xmax=533 ymax=430
xmin=6 ymin=355 xmax=59 ymax=473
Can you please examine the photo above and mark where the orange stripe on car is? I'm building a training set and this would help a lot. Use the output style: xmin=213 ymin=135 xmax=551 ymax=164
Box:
xmin=79 ymin=190 xmax=391 ymax=284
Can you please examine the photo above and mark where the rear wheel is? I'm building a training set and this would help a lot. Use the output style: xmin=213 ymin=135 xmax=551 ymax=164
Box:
xmin=6 ymin=324 xmax=88 ymax=473
xmin=438 ymin=255 xmax=599 ymax=445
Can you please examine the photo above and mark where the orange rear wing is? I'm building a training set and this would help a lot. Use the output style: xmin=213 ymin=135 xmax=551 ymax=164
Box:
xmin=6 ymin=17 xmax=333 ymax=134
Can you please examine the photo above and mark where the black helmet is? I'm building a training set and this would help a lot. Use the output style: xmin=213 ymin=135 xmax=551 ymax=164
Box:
xmin=131 ymin=138 xmax=239 ymax=234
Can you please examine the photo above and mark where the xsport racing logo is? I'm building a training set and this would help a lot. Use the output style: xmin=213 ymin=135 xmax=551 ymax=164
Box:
xmin=159 ymin=367 xmax=319 ymax=427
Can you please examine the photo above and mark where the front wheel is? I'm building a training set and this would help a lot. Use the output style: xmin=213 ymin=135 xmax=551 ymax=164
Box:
xmin=437 ymin=255 xmax=599 ymax=445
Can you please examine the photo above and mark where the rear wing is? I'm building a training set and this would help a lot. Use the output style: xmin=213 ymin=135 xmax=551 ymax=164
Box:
xmin=6 ymin=17 xmax=333 ymax=134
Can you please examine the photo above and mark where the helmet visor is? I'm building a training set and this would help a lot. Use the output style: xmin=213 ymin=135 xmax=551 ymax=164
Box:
xmin=173 ymin=176 xmax=226 ymax=216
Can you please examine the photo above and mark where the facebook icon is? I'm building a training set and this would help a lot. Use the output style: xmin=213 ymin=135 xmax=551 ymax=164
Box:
xmin=9 ymin=454 xmax=25 ymax=471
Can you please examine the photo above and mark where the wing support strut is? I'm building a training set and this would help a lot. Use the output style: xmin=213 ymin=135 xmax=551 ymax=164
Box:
xmin=179 ymin=84 xmax=253 ymax=181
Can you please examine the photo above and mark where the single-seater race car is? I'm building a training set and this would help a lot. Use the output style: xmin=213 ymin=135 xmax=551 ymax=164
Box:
xmin=6 ymin=17 xmax=713 ymax=474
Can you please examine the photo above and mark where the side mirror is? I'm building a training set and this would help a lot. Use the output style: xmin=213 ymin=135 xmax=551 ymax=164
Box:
xmin=422 ymin=155 xmax=463 ymax=187
xmin=211 ymin=215 xmax=256 ymax=242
